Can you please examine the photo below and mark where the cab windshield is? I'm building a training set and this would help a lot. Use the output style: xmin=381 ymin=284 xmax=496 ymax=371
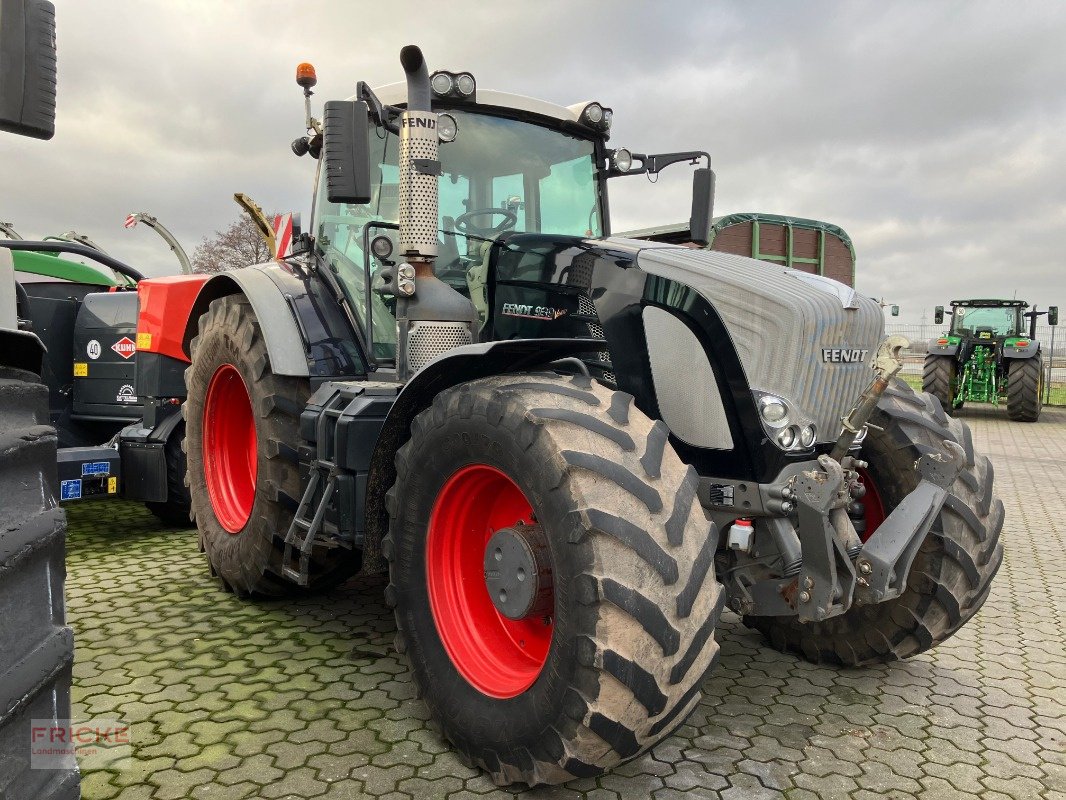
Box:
xmin=312 ymin=110 xmax=603 ymax=361
xmin=950 ymin=306 xmax=1022 ymax=337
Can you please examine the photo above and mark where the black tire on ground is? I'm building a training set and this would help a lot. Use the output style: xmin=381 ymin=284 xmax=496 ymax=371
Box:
xmin=0 ymin=367 xmax=79 ymax=798
xmin=745 ymin=379 xmax=1004 ymax=666
xmin=384 ymin=372 xmax=724 ymax=786
xmin=183 ymin=295 xmax=357 ymax=596
xmin=145 ymin=422 xmax=192 ymax=526
xmin=922 ymin=354 xmax=959 ymax=414
xmin=1007 ymin=352 xmax=1043 ymax=422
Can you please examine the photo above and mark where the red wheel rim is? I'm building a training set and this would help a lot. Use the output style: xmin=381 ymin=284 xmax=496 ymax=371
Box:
xmin=857 ymin=468 xmax=886 ymax=542
xmin=203 ymin=364 xmax=257 ymax=534
xmin=426 ymin=464 xmax=553 ymax=698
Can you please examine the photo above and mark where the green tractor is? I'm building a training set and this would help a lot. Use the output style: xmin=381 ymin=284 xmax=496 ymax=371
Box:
xmin=923 ymin=299 xmax=1057 ymax=421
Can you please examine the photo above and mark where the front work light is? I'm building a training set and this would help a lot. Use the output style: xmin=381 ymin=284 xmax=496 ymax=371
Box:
xmin=437 ymin=113 xmax=458 ymax=143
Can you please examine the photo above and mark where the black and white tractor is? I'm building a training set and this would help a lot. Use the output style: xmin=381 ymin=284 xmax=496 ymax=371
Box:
xmin=143 ymin=47 xmax=1006 ymax=785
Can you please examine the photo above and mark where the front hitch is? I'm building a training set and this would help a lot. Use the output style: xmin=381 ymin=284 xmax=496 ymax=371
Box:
xmin=852 ymin=442 xmax=965 ymax=605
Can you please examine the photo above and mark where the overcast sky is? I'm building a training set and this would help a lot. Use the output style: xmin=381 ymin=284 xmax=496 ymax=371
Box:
xmin=4 ymin=1 xmax=1065 ymax=324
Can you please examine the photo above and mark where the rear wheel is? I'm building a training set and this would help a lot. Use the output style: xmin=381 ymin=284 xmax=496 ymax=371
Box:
xmin=745 ymin=380 xmax=1003 ymax=666
xmin=922 ymin=354 xmax=959 ymax=414
xmin=384 ymin=372 xmax=724 ymax=786
xmin=1007 ymin=353 xmax=1043 ymax=422
xmin=184 ymin=295 xmax=355 ymax=596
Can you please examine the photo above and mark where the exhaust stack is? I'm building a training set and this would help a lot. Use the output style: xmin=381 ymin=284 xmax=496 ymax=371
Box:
xmin=393 ymin=45 xmax=479 ymax=381
xmin=397 ymin=45 xmax=439 ymax=265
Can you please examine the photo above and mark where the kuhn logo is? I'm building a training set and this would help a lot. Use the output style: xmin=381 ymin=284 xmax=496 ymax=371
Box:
xmin=111 ymin=337 xmax=137 ymax=359
xmin=501 ymin=303 xmax=568 ymax=321
xmin=821 ymin=348 xmax=869 ymax=363
xmin=401 ymin=116 xmax=436 ymax=129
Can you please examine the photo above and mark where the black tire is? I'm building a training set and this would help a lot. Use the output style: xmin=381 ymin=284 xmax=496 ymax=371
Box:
xmin=184 ymin=295 xmax=356 ymax=596
xmin=145 ymin=422 xmax=192 ymax=526
xmin=745 ymin=379 xmax=1003 ymax=666
xmin=1007 ymin=352 xmax=1043 ymax=422
xmin=384 ymin=372 xmax=724 ymax=786
xmin=0 ymin=367 xmax=79 ymax=798
xmin=922 ymin=354 xmax=959 ymax=414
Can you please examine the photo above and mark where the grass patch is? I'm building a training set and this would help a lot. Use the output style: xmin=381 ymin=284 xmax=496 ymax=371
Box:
xmin=898 ymin=373 xmax=1066 ymax=406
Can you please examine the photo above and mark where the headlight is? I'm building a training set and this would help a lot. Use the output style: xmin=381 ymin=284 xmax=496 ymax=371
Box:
xmin=799 ymin=424 xmax=817 ymax=448
xmin=437 ymin=113 xmax=458 ymax=143
xmin=603 ymin=109 xmax=613 ymax=129
xmin=777 ymin=426 xmax=797 ymax=449
xmin=611 ymin=148 xmax=633 ymax=173
xmin=430 ymin=72 xmax=454 ymax=95
xmin=370 ymin=235 xmax=393 ymax=260
xmin=758 ymin=396 xmax=789 ymax=426
xmin=584 ymin=103 xmax=604 ymax=124
xmin=455 ymin=73 xmax=476 ymax=96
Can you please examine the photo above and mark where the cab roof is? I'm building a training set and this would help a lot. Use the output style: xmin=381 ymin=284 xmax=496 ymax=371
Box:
xmin=368 ymin=82 xmax=591 ymax=126
xmin=950 ymin=299 xmax=1028 ymax=308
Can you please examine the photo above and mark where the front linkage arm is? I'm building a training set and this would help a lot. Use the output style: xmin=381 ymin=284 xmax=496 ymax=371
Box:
xmin=727 ymin=334 xmax=966 ymax=622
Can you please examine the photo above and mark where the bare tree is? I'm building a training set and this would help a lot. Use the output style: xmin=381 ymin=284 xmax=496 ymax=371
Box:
xmin=191 ymin=212 xmax=273 ymax=273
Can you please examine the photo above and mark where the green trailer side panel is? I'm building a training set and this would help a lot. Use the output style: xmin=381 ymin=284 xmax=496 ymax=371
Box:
xmin=12 ymin=250 xmax=118 ymax=286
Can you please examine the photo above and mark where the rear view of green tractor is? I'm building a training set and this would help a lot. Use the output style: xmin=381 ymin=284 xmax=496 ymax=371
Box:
xmin=923 ymin=299 xmax=1057 ymax=421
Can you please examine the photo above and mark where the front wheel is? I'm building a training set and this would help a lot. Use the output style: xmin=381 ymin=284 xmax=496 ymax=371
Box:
xmin=745 ymin=380 xmax=1003 ymax=665
xmin=1007 ymin=353 xmax=1043 ymax=422
xmin=384 ymin=373 xmax=724 ymax=786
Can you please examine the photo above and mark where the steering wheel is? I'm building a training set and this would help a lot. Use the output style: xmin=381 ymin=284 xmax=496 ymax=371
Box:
xmin=454 ymin=208 xmax=518 ymax=237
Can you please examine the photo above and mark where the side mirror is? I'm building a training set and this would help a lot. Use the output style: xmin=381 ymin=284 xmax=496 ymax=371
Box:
xmin=688 ymin=167 xmax=715 ymax=247
xmin=891 ymin=305 xmax=899 ymax=317
xmin=934 ymin=305 xmax=944 ymax=325
xmin=1049 ymin=306 xmax=1059 ymax=326
xmin=0 ymin=0 xmax=56 ymax=140
xmin=322 ymin=100 xmax=372 ymax=204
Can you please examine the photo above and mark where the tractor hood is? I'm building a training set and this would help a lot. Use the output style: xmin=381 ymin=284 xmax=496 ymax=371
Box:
xmin=614 ymin=239 xmax=884 ymax=443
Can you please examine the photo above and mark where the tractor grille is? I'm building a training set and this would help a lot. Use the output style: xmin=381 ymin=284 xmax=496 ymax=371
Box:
xmin=407 ymin=321 xmax=472 ymax=373
xmin=634 ymin=246 xmax=883 ymax=443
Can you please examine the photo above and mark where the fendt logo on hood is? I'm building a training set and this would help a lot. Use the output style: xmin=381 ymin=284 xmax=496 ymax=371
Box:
xmin=821 ymin=348 xmax=869 ymax=364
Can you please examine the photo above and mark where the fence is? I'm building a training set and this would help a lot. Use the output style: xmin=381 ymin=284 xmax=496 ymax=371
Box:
xmin=884 ymin=323 xmax=1064 ymax=404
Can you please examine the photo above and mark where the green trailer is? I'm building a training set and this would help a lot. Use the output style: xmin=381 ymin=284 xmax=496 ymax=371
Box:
xmin=621 ymin=212 xmax=857 ymax=286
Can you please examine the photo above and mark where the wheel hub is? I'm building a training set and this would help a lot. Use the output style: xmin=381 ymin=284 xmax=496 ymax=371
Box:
xmin=483 ymin=524 xmax=553 ymax=621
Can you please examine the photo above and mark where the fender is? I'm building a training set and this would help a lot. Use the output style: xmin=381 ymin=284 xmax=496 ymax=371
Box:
xmin=926 ymin=339 xmax=959 ymax=356
xmin=1002 ymin=340 xmax=1041 ymax=359
xmin=0 ymin=328 xmax=46 ymax=375
xmin=140 ymin=261 xmax=365 ymax=379
xmin=358 ymin=337 xmax=603 ymax=574
xmin=177 ymin=266 xmax=311 ymax=376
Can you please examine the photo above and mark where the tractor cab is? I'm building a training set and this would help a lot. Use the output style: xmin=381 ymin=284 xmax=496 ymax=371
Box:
xmin=299 ymin=72 xmax=713 ymax=372
xmin=947 ymin=300 xmax=1025 ymax=342
xmin=311 ymin=88 xmax=607 ymax=361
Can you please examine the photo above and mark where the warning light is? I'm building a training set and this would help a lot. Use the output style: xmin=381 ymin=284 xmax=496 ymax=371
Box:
xmin=937 ymin=338 xmax=949 ymax=345
xmin=296 ymin=62 xmax=317 ymax=89
xmin=1016 ymin=340 xmax=1030 ymax=347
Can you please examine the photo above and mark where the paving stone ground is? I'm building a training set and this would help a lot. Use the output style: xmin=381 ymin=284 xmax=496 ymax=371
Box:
xmin=66 ymin=405 xmax=1066 ymax=800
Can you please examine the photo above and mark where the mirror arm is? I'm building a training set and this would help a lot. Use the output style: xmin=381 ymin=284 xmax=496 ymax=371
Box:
xmin=357 ymin=81 xmax=401 ymax=135
xmin=609 ymin=150 xmax=710 ymax=178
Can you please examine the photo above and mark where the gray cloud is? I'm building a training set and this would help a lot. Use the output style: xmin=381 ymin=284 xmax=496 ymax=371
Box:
xmin=3 ymin=0 xmax=1065 ymax=322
